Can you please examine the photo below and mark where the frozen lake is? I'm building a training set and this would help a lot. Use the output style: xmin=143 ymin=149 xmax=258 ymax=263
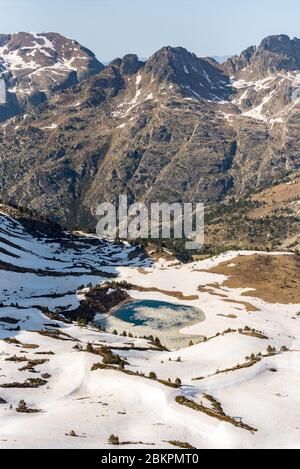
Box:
xmin=96 ymin=299 xmax=205 ymax=350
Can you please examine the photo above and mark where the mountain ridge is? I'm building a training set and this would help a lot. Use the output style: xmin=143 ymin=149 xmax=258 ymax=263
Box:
xmin=0 ymin=33 xmax=299 ymax=251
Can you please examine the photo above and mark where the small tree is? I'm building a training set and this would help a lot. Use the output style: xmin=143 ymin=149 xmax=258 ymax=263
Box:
xmin=108 ymin=434 xmax=120 ymax=445
xmin=16 ymin=400 xmax=27 ymax=412
xmin=86 ymin=342 xmax=94 ymax=353
xmin=155 ymin=337 xmax=162 ymax=347
xmin=175 ymin=378 xmax=182 ymax=388
xmin=149 ymin=371 xmax=157 ymax=380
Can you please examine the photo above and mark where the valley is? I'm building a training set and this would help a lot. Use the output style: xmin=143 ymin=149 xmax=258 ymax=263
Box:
xmin=0 ymin=207 xmax=299 ymax=449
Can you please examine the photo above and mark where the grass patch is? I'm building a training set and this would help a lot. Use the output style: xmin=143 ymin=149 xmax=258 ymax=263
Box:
xmin=16 ymin=400 xmax=41 ymax=414
xmin=3 ymin=338 xmax=39 ymax=349
xmin=175 ymin=396 xmax=257 ymax=433
xmin=36 ymin=329 xmax=76 ymax=341
xmin=91 ymin=362 xmax=180 ymax=388
xmin=192 ymin=357 xmax=261 ymax=381
xmin=0 ymin=378 xmax=47 ymax=388
xmin=167 ymin=440 xmax=196 ymax=449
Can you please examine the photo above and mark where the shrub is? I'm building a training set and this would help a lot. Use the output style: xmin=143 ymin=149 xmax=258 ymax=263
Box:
xmin=175 ymin=378 xmax=182 ymax=387
xmin=16 ymin=400 xmax=40 ymax=413
xmin=86 ymin=342 xmax=94 ymax=353
xmin=16 ymin=400 xmax=27 ymax=412
xmin=108 ymin=434 xmax=120 ymax=445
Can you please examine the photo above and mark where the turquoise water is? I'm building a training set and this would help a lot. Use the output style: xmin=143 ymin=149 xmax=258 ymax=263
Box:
xmin=112 ymin=299 xmax=203 ymax=330
xmin=96 ymin=298 xmax=205 ymax=349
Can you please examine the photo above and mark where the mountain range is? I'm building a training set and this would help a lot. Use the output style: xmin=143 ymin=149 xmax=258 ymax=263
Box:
xmin=0 ymin=32 xmax=299 ymax=250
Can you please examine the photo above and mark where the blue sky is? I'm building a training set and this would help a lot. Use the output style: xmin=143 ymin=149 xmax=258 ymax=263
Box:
xmin=0 ymin=0 xmax=300 ymax=62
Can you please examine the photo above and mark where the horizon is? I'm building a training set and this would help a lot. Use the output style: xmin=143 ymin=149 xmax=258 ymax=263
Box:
xmin=0 ymin=0 xmax=299 ymax=62
xmin=0 ymin=30 xmax=297 ymax=64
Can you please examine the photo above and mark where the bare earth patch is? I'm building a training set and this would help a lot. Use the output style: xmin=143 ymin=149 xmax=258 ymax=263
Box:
xmin=221 ymin=298 xmax=259 ymax=312
xmin=207 ymin=254 xmax=300 ymax=304
xmin=125 ymin=284 xmax=199 ymax=301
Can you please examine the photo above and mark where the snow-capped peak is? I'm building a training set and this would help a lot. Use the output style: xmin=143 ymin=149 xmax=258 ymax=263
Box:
xmin=0 ymin=32 xmax=103 ymax=121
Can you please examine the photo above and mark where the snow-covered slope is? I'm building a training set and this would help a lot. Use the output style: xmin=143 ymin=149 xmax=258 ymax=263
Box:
xmin=0 ymin=208 xmax=150 ymax=313
xmin=0 ymin=209 xmax=300 ymax=449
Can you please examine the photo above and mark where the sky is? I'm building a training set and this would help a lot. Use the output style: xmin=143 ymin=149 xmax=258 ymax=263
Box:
xmin=0 ymin=0 xmax=300 ymax=62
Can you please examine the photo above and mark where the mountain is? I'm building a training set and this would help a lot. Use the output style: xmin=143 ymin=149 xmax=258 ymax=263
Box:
xmin=143 ymin=46 xmax=231 ymax=101
xmin=224 ymin=35 xmax=300 ymax=79
xmin=221 ymin=35 xmax=300 ymax=122
xmin=0 ymin=33 xmax=299 ymax=250
xmin=0 ymin=32 xmax=104 ymax=121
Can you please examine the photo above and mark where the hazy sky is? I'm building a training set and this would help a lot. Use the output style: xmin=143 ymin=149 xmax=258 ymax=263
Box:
xmin=1 ymin=0 xmax=300 ymax=62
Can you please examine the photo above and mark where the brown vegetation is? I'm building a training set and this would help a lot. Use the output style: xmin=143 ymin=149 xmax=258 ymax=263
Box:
xmin=207 ymin=254 xmax=300 ymax=304
xmin=175 ymin=395 xmax=257 ymax=433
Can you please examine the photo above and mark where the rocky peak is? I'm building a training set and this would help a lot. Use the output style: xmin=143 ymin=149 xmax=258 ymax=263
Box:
xmin=116 ymin=54 xmax=144 ymax=76
xmin=225 ymin=34 xmax=300 ymax=80
xmin=0 ymin=32 xmax=104 ymax=121
xmin=144 ymin=46 xmax=231 ymax=101
xmin=259 ymin=34 xmax=295 ymax=53
xmin=223 ymin=46 xmax=257 ymax=75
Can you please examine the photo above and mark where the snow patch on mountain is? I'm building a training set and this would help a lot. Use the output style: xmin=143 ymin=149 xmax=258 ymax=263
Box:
xmin=0 ymin=32 xmax=103 ymax=120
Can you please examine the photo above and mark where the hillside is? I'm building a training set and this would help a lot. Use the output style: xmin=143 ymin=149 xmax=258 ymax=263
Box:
xmin=0 ymin=207 xmax=299 ymax=449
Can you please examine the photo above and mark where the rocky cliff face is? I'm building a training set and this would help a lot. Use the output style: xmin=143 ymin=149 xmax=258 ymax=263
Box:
xmin=224 ymin=35 xmax=300 ymax=79
xmin=0 ymin=32 xmax=104 ymax=121
xmin=0 ymin=34 xmax=299 ymax=235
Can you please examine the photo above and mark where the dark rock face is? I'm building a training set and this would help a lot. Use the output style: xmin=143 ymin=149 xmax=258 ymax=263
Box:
xmin=224 ymin=46 xmax=257 ymax=75
xmin=118 ymin=54 xmax=144 ymax=75
xmin=145 ymin=46 xmax=231 ymax=101
xmin=0 ymin=34 xmax=299 ymax=233
xmin=260 ymin=34 xmax=291 ymax=51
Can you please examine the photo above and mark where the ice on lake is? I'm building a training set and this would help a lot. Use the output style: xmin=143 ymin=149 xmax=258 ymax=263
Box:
xmin=96 ymin=299 xmax=205 ymax=350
